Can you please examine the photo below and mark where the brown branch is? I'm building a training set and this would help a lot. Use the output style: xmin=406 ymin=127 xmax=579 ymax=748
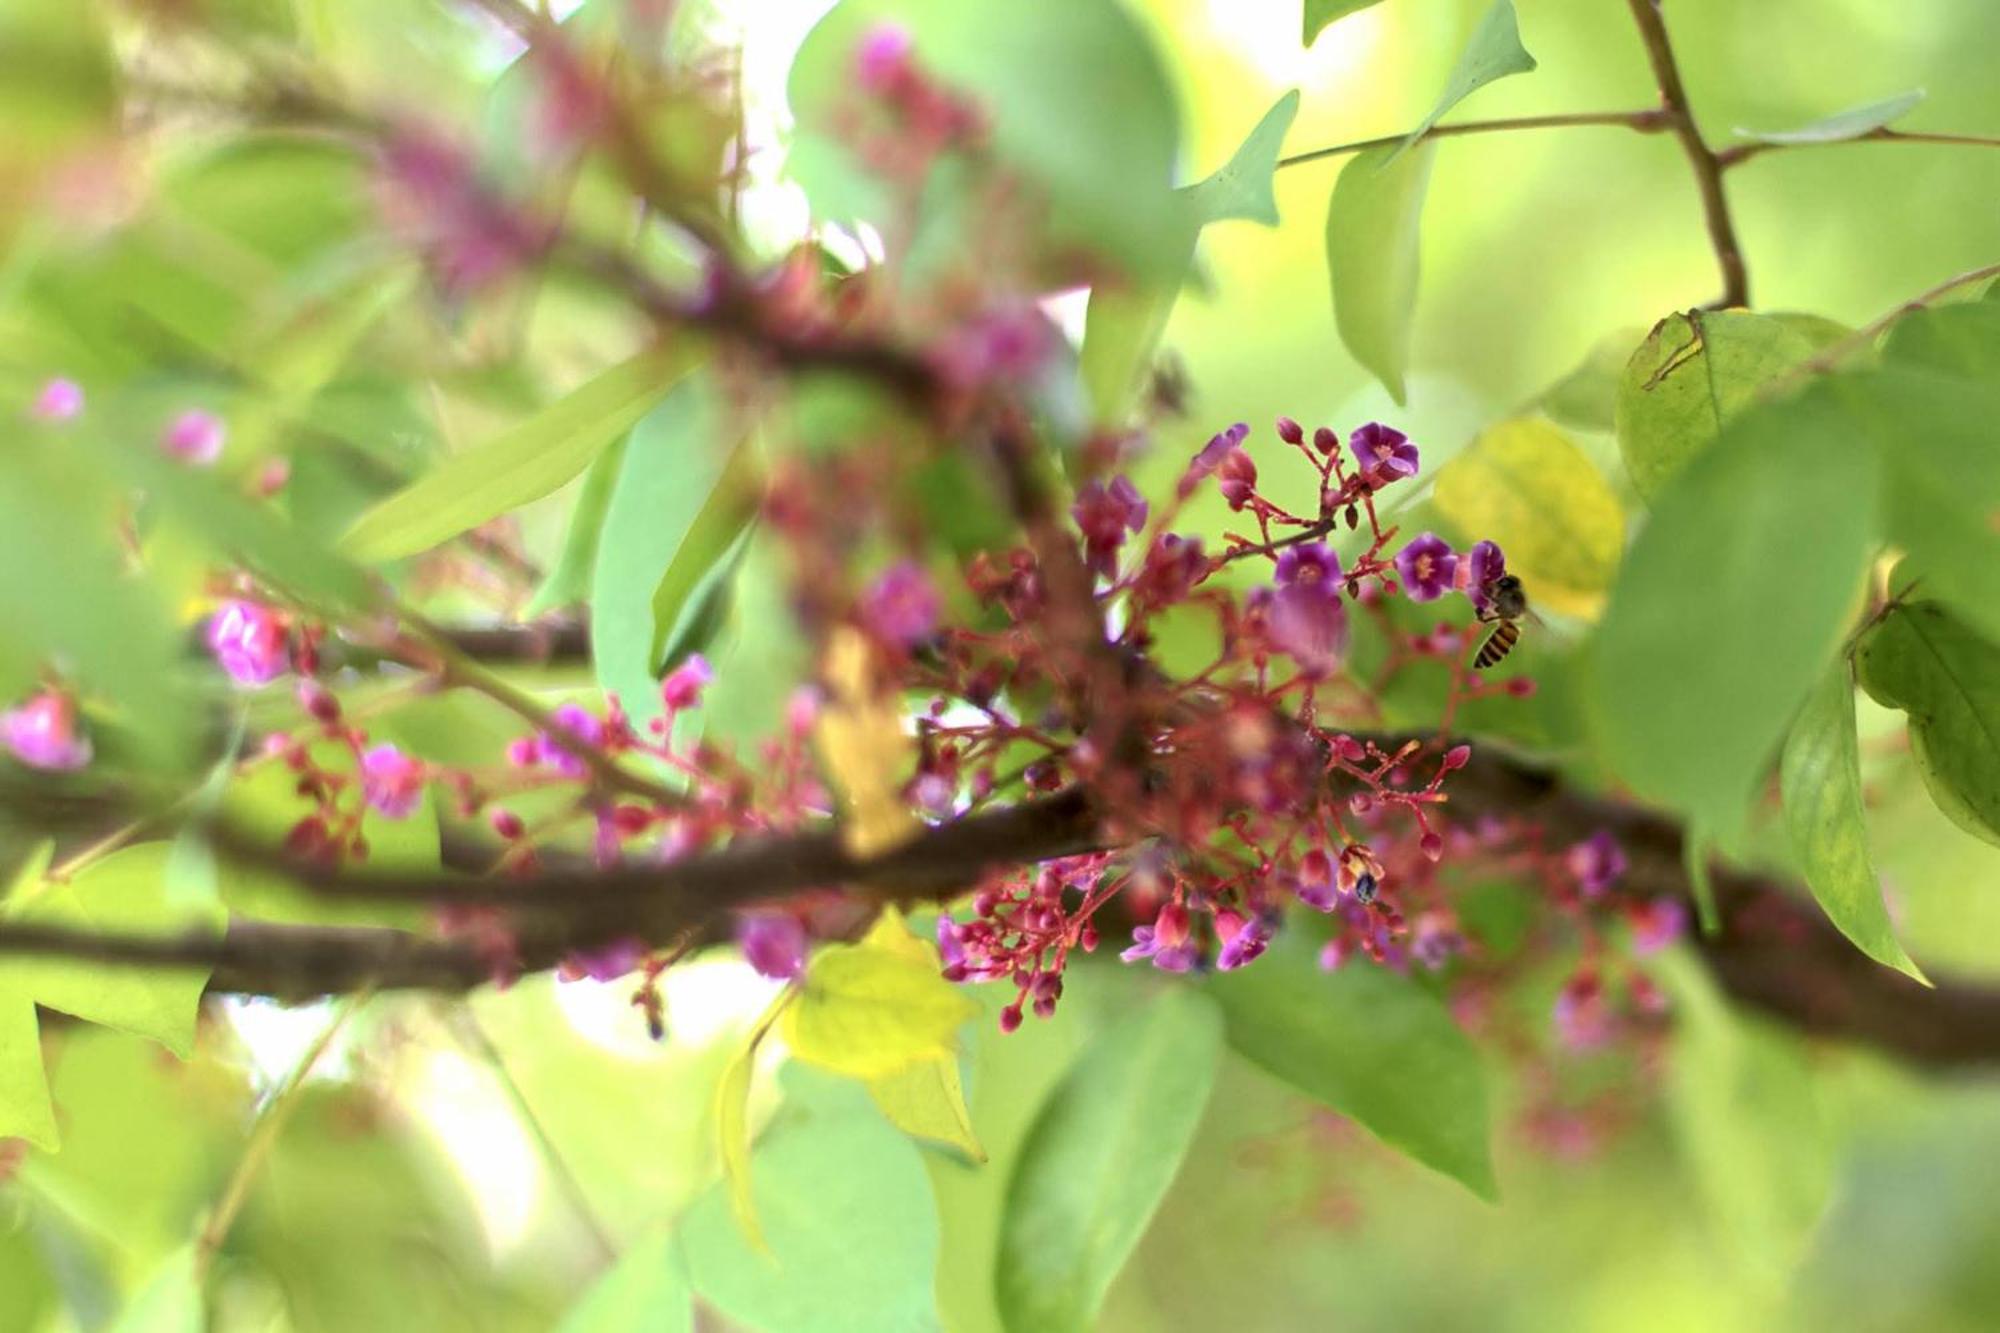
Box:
xmin=9 ymin=751 xmax=2000 ymax=1066
xmin=1624 ymin=0 xmax=1750 ymax=307
xmin=1276 ymin=108 xmax=1671 ymax=170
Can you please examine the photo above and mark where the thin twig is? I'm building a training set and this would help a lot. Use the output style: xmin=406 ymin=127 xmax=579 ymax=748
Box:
xmin=1717 ymin=126 xmax=2000 ymax=169
xmin=1624 ymin=0 xmax=1749 ymax=308
xmin=1275 ymin=108 xmax=1670 ymax=170
xmin=1762 ymin=259 xmax=2000 ymax=396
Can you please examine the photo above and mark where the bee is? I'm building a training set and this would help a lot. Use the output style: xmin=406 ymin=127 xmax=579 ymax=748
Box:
xmin=1473 ymin=574 xmax=1528 ymax=670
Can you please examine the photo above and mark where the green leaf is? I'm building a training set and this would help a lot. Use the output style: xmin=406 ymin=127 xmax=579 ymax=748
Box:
xmin=1431 ymin=417 xmax=1624 ymax=619
xmin=4 ymin=843 xmax=223 ymax=1055
xmin=1079 ymin=90 xmax=1299 ymax=424
xmin=1734 ymin=89 xmax=1925 ymax=146
xmin=1781 ymin=665 xmax=1926 ymax=981
xmin=556 ymin=1231 xmax=692 ymax=1333
xmin=680 ymin=1070 xmax=941 ymax=1333
xmin=643 ymin=429 xmax=759 ymax=677
xmin=0 ymin=0 xmax=117 ymax=247
xmin=1855 ymin=602 xmax=2000 ymax=849
xmin=869 ymin=1053 xmax=985 ymax=1162
xmin=1326 ymin=143 xmax=1435 ymax=405
xmin=1684 ymin=822 xmax=1721 ymax=936
xmin=1396 ymin=0 xmax=1538 ymax=158
xmin=342 ymin=344 xmax=700 ymax=562
xmin=0 ymin=845 xmax=59 ymax=1148
xmin=1614 ymin=309 xmax=1850 ymax=500
xmin=1590 ymin=387 xmax=1880 ymax=838
xmin=588 ymin=377 xmax=745 ymax=731
xmin=1209 ymin=932 xmax=1497 ymax=1198
xmin=996 ymin=989 xmax=1222 ymax=1333
xmin=521 ymin=433 xmax=630 ymax=618
xmin=1655 ymin=951 xmax=1834 ymax=1284
xmin=1879 ymin=297 xmax=2000 ymax=379
xmin=1185 ymin=90 xmax=1301 ymax=226
xmin=1303 ymin=0 xmax=1386 ymax=46
xmin=1539 ymin=327 xmax=1646 ymax=433
xmin=715 ymin=987 xmax=792 ymax=1252
xmin=1836 ymin=369 xmax=2000 ymax=651
xmin=107 ymin=1245 xmax=203 ymax=1333
xmin=783 ymin=942 xmax=977 ymax=1078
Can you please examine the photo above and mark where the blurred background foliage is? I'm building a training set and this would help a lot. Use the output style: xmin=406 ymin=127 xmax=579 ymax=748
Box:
xmin=0 ymin=0 xmax=1998 ymax=1329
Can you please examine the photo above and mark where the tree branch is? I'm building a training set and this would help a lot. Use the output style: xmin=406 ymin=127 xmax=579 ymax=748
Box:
xmin=1624 ymin=0 xmax=1750 ymax=307
xmin=1716 ymin=126 xmax=2000 ymax=169
xmin=8 ymin=751 xmax=2000 ymax=1066
xmin=1276 ymin=109 xmax=1671 ymax=170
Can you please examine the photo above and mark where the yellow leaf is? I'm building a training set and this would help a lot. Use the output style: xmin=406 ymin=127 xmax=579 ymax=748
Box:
xmin=782 ymin=943 xmax=976 ymax=1079
xmin=1432 ymin=417 xmax=1625 ymax=620
xmin=862 ymin=906 xmax=931 ymax=961
xmin=868 ymin=1054 xmax=986 ymax=1162
xmin=813 ymin=627 xmax=921 ymax=858
xmin=714 ymin=987 xmax=795 ymax=1252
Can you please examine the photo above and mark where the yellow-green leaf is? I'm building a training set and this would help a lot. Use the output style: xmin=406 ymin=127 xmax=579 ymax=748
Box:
xmin=783 ymin=943 xmax=976 ymax=1079
xmin=813 ymin=627 xmax=920 ymax=858
xmin=341 ymin=344 xmax=702 ymax=562
xmin=714 ymin=987 xmax=794 ymax=1252
xmin=868 ymin=1055 xmax=984 ymax=1161
xmin=1432 ymin=417 xmax=1624 ymax=619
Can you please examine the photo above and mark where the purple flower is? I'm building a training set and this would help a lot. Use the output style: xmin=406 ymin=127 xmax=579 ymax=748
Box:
xmin=1265 ymin=581 xmax=1349 ymax=677
xmin=360 ymin=744 xmax=425 ymax=819
xmin=1 ymin=692 xmax=91 ymax=771
xmin=860 ymin=561 xmax=941 ymax=646
xmin=1393 ymin=533 xmax=1458 ymax=602
xmin=537 ymin=702 xmax=605 ymax=777
xmin=562 ymin=938 xmax=648 ymax=983
xmin=1294 ymin=850 xmax=1338 ymax=911
xmin=1072 ymin=476 xmax=1149 ymax=578
xmin=659 ymin=654 xmax=714 ymax=712
xmin=207 ymin=600 xmax=290 ymax=686
xmin=1180 ymin=422 xmax=1249 ymax=498
xmin=31 ymin=378 xmax=83 ymax=422
xmin=1628 ymin=897 xmax=1686 ymax=956
xmin=738 ymin=914 xmax=806 ymax=981
xmin=1566 ymin=830 xmax=1628 ymax=897
xmin=1216 ymin=448 xmax=1258 ymax=510
xmin=1121 ymin=902 xmax=1197 ymax=973
xmin=1134 ymin=534 xmax=1207 ymax=605
xmin=1350 ymin=423 xmax=1419 ymax=484
xmin=1274 ymin=541 xmax=1341 ymax=588
xmin=1214 ymin=911 xmax=1270 ymax=971
xmin=1464 ymin=540 xmax=1506 ymax=593
xmin=162 ymin=410 xmax=225 ymax=466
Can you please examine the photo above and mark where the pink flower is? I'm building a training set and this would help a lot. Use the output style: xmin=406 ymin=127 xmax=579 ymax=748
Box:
xmin=1180 ymin=422 xmax=1249 ymax=499
xmin=31 ymin=378 xmax=83 ymax=422
xmin=854 ymin=22 xmax=915 ymax=92
xmin=1627 ymin=897 xmax=1686 ymax=956
xmin=1393 ymin=533 xmax=1457 ymax=602
xmin=1274 ymin=541 xmax=1341 ymax=588
xmin=659 ymin=654 xmax=714 ymax=712
xmin=535 ymin=702 xmax=605 ymax=777
xmin=738 ymin=914 xmax=806 ymax=981
xmin=1121 ymin=902 xmax=1197 ymax=972
xmin=360 ymin=744 xmax=425 ymax=819
xmin=1072 ymin=477 xmax=1149 ymax=578
xmin=1349 ymin=422 xmax=1419 ymax=484
xmin=860 ymin=562 xmax=941 ymax=646
xmin=1295 ymin=850 xmax=1338 ymax=911
xmin=1265 ymin=581 xmax=1349 ymax=677
xmin=1566 ymin=830 xmax=1628 ymax=898
xmin=560 ymin=938 xmax=649 ymax=984
xmin=162 ymin=410 xmax=225 ymax=466
xmin=1554 ymin=969 xmax=1612 ymax=1049
xmin=1214 ymin=910 xmax=1271 ymax=971
xmin=207 ymin=600 xmax=291 ymax=686
xmin=1 ymin=692 xmax=91 ymax=771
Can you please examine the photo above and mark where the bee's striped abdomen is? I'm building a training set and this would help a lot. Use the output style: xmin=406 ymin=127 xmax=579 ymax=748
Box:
xmin=1474 ymin=620 xmax=1519 ymax=670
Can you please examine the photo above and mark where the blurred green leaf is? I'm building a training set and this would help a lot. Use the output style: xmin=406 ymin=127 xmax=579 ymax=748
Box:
xmin=1614 ymin=309 xmax=1849 ymax=500
xmin=1303 ymin=0 xmax=1385 ymax=46
xmin=555 ymin=1230 xmax=692 ymax=1333
xmin=5 ymin=843 xmax=222 ymax=1057
xmin=1879 ymin=297 xmax=2000 ymax=379
xmin=342 ymin=345 xmax=701 ymax=562
xmin=1589 ymin=387 xmax=1879 ymax=837
xmin=1656 ymin=950 xmax=1834 ymax=1285
xmin=680 ymin=1069 xmax=941 ymax=1332
xmin=1185 ymin=90 xmax=1301 ymax=226
xmin=523 ymin=433 xmax=629 ymax=618
xmin=1734 ymin=89 xmax=1925 ymax=145
xmin=790 ymin=0 xmax=1184 ymax=283
xmin=1836 ymin=368 xmax=2000 ymax=646
xmin=588 ymin=378 xmax=746 ymax=730
xmin=1209 ymin=932 xmax=1497 ymax=1198
xmin=0 ymin=0 xmax=117 ymax=246
xmin=1780 ymin=664 xmax=1926 ymax=981
xmin=996 ymin=989 xmax=1222 ymax=1333
xmin=1326 ymin=143 xmax=1435 ymax=405
xmin=1431 ymin=417 xmax=1624 ymax=619
xmin=1538 ymin=327 xmax=1646 ymax=433
xmin=1396 ymin=0 xmax=1538 ymax=158
xmin=106 ymin=1245 xmax=202 ymax=1333
xmin=1855 ymin=601 xmax=2000 ymax=849
xmin=0 ymin=841 xmax=58 ymax=1147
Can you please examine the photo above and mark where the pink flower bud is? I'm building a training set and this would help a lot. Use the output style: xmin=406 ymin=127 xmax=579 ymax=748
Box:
xmin=360 ymin=743 xmax=425 ymax=819
xmin=31 ymin=377 xmax=83 ymax=422
xmin=1442 ymin=744 xmax=1472 ymax=771
xmin=1275 ymin=416 xmax=1303 ymax=445
xmin=659 ymin=653 xmax=714 ymax=712
xmin=1 ymin=692 xmax=91 ymax=771
xmin=162 ymin=409 xmax=226 ymax=466
xmin=490 ymin=808 xmax=525 ymax=840
xmin=207 ymin=600 xmax=291 ymax=686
